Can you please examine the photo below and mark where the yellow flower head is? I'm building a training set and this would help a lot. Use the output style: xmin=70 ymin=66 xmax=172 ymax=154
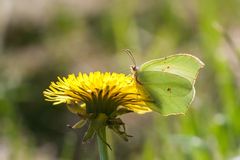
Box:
xmin=43 ymin=71 xmax=151 ymax=142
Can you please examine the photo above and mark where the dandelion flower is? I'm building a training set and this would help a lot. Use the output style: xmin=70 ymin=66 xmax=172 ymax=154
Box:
xmin=43 ymin=71 xmax=151 ymax=142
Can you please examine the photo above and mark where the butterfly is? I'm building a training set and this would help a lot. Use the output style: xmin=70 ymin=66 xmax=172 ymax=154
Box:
xmin=127 ymin=51 xmax=204 ymax=115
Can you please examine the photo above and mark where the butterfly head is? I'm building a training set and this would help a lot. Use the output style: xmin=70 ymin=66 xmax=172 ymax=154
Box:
xmin=130 ymin=65 xmax=139 ymax=73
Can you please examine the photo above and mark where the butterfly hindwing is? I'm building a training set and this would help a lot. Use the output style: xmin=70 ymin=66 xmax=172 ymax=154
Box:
xmin=137 ymin=71 xmax=194 ymax=115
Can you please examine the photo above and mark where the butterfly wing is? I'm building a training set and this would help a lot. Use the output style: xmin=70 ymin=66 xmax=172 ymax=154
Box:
xmin=137 ymin=71 xmax=194 ymax=115
xmin=137 ymin=54 xmax=204 ymax=115
xmin=140 ymin=54 xmax=205 ymax=84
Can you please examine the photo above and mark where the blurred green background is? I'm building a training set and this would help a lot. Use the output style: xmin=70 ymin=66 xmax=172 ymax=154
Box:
xmin=1 ymin=0 xmax=240 ymax=159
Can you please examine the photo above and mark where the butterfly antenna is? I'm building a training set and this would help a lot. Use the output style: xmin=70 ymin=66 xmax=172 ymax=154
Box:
xmin=122 ymin=49 xmax=137 ymax=67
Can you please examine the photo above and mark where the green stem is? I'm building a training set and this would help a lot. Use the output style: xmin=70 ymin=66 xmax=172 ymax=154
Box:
xmin=97 ymin=127 xmax=109 ymax=160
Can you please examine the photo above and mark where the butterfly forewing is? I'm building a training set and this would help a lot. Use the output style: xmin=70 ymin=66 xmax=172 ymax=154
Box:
xmin=140 ymin=54 xmax=204 ymax=84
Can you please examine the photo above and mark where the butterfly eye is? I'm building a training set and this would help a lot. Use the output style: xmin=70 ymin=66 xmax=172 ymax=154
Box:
xmin=130 ymin=65 xmax=138 ymax=71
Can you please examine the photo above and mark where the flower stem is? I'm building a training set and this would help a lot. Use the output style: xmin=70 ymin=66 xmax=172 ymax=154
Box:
xmin=97 ymin=127 xmax=109 ymax=160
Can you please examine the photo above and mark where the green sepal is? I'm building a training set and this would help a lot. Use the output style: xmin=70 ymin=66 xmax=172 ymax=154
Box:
xmin=83 ymin=121 xmax=96 ymax=142
xmin=83 ymin=113 xmax=108 ymax=142
xmin=72 ymin=119 xmax=87 ymax=129
xmin=108 ymin=118 xmax=132 ymax=141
